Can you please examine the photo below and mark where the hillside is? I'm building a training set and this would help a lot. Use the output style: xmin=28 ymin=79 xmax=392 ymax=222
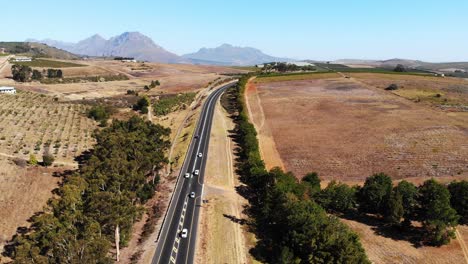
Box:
xmin=334 ymin=58 xmax=468 ymax=72
xmin=183 ymin=44 xmax=289 ymax=66
xmin=33 ymin=32 xmax=185 ymax=63
xmin=0 ymin=42 xmax=79 ymax=59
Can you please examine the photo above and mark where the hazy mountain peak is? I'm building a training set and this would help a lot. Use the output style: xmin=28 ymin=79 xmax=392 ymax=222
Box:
xmin=184 ymin=43 xmax=289 ymax=66
xmin=28 ymin=32 xmax=184 ymax=63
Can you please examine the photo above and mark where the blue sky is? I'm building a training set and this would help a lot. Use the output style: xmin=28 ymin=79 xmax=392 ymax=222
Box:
xmin=3 ymin=0 xmax=468 ymax=61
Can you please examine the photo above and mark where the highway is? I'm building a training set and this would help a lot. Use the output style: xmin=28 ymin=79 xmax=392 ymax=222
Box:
xmin=152 ymin=81 xmax=237 ymax=264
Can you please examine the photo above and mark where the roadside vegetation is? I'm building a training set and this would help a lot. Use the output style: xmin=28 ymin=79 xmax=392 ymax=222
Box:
xmin=227 ymin=75 xmax=370 ymax=263
xmin=4 ymin=116 xmax=171 ymax=263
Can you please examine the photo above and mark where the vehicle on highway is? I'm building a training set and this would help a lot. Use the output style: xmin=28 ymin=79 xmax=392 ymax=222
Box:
xmin=184 ymin=173 xmax=190 ymax=178
xmin=194 ymin=135 xmax=199 ymax=139
xmin=189 ymin=192 xmax=195 ymax=198
xmin=193 ymin=170 xmax=199 ymax=176
xmin=181 ymin=228 xmax=188 ymax=238
xmin=197 ymin=152 xmax=203 ymax=158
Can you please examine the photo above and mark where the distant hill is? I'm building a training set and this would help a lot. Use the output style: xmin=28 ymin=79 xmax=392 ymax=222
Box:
xmin=333 ymin=58 xmax=468 ymax=72
xmin=0 ymin=42 xmax=79 ymax=60
xmin=32 ymin=32 xmax=185 ymax=63
xmin=183 ymin=44 xmax=290 ymax=66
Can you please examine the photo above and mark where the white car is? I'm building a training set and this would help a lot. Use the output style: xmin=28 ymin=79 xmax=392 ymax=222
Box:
xmin=193 ymin=170 xmax=199 ymax=176
xmin=189 ymin=192 xmax=195 ymax=198
xmin=184 ymin=173 xmax=190 ymax=178
xmin=181 ymin=228 xmax=188 ymax=238
xmin=198 ymin=152 xmax=203 ymax=158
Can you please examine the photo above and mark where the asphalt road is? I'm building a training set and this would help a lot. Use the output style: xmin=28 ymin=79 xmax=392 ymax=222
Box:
xmin=152 ymin=82 xmax=237 ymax=264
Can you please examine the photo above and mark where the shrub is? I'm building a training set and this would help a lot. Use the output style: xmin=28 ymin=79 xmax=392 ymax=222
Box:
xmin=385 ymin=83 xmax=399 ymax=90
xmin=42 ymin=154 xmax=55 ymax=167
xmin=28 ymin=154 xmax=38 ymax=165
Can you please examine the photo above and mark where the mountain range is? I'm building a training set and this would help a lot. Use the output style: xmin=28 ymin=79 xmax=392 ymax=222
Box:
xmin=28 ymin=32 xmax=288 ymax=65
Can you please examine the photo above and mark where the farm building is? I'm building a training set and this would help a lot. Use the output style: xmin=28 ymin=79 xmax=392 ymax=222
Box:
xmin=0 ymin=86 xmax=16 ymax=94
xmin=12 ymin=57 xmax=32 ymax=62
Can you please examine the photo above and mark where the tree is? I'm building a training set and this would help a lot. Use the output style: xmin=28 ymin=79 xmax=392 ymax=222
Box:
xmin=448 ymin=181 xmax=468 ymax=224
xmin=32 ymin=70 xmax=43 ymax=80
xmin=395 ymin=180 xmax=418 ymax=225
xmin=133 ymin=96 xmax=150 ymax=114
xmin=319 ymin=180 xmax=357 ymax=213
xmin=385 ymin=189 xmax=404 ymax=225
xmin=42 ymin=154 xmax=55 ymax=167
xmin=11 ymin=64 xmax=32 ymax=82
xmin=394 ymin=64 xmax=407 ymax=72
xmin=301 ymin=172 xmax=321 ymax=198
xmin=149 ymin=80 xmax=160 ymax=88
xmin=28 ymin=154 xmax=38 ymax=166
xmin=47 ymin=69 xmax=63 ymax=78
xmin=358 ymin=173 xmax=393 ymax=215
xmin=87 ymin=105 xmax=113 ymax=121
xmin=419 ymin=179 xmax=459 ymax=245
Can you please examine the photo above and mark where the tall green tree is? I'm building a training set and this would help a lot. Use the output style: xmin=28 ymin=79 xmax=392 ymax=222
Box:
xmin=419 ymin=179 xmax=459 ymax=245
xmin=385 ymin=189 xmax=404 ymax=225
xmin=358 ymin=173 xmax=393 ymax=215
xmin=395 ymin=180 xmax=418 ymax=225
xmin=319 ymin=180 xmax=357 ymax=213
xmin=448 ymin=181 xmax=468 ymax=224
xmin=301 ymin=172 xmax=321 ymax=198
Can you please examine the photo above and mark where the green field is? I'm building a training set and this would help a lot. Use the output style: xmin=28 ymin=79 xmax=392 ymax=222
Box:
xmin=0 ymin=53 xmax=9 ymax=57
xmin=10 ymin=58 xmax=85 ymax=68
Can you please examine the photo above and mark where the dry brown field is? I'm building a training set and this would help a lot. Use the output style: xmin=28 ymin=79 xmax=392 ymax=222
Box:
xmin=246 ymin=73 xmax=468 ymax=264
xmin=247 ymin=74 xmax=468 ymax=182
xmin=0 ymin=58 xmax=245 ymax=100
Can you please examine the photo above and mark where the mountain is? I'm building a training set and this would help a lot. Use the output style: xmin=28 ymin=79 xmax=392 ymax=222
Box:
xmin=72 ymin=34 xmax=107 ymax=56
xmin=0 ymin=42 xmax=79 ymax=60
xmin=183 ymin=44 xmax=290 ymax=66
xmin=31 ymin=32 xmax=185 ymax=63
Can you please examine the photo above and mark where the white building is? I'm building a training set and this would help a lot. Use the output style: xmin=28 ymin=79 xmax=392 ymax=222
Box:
xmin=0 ymin=86 xmax=16 ymax=94
xmin=12 ymin=57 xmax=32 ymax=62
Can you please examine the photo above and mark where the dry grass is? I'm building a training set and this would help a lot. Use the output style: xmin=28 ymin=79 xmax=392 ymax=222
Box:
xmin=246 ymin=74 xmax=468 ymax=263
xmin=349 ymin=73 xmax=468 ymax=108
xmin=248 ymin=76 xmax=468 ymax=182
xmin=0 ymin=157 xmax=61 ymax=251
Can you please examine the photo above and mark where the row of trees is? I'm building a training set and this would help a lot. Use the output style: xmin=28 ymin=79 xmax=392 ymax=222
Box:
xmin=314 ymin=173 xmax=467 ymax=246
xmin=11 ymin=65 xmax=63 ymax=82
xmin=260 ymin=62 xmax=316 ymax=73
xmin=231 ymin=75 xmax=370 ymax=263
xmin=6 ymin=116 xmax=171 ymax=263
